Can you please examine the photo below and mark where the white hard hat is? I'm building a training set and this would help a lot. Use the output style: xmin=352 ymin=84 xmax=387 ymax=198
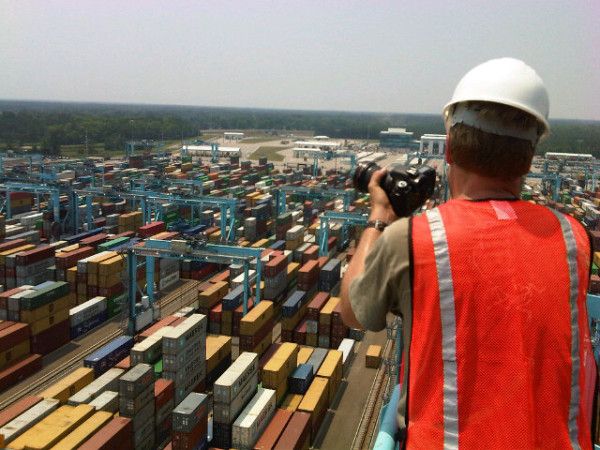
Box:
xmin=443 ymin=57 xmax=550 ymax=138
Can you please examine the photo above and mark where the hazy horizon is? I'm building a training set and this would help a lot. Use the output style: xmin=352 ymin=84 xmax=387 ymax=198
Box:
xmin=2 ymin=1 xmax=599 ymax=121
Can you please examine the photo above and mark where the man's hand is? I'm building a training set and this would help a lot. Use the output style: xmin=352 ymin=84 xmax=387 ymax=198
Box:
xmin=368 ymin=168 xmax=398 ymax=224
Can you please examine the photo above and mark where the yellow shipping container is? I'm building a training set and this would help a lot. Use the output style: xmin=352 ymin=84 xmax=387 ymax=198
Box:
xmin=0 ymin=244 xmax=35 ymax=265
xmin=251 ymin=239 xmax=269 ymax=249
xmin=0 ymin=339 xmax=30 ymax=370
xmin=240 ymin=301 xmax=274 ymax=336
xmin=594 ymin=252 xmax=600 ymax=269
xmin=262 ymin=343 xmax=299 ymax=388
xmin=9 ymin=404 xmax=95 ymax=450
xmin=199 ymin=281 xmax=229 ymax=309
xmin=319 ymin=297 xmax=341 ymax=326
xmin=281 ymin=393 xmax=303 ymax=412
xmin=41 ymin=368 xmax=95 ymax=404
xmin=86 ymin=252 xmax=118 ymax=276
xmin=298 ymin=377 xmax=330 ymax=432
xmin=206 ymin=335 xmax=232 ymax=373
xmin=97 ymin=273 xmax=122 ymax=288
xmin=287 ymin=263 xmax=300 ymax=282
xmin=20 ymin=296 xmax=71 ymax=323
xmin=58 ymin=244 xmax=80 ymax=254
xmin=29 ymin=308 xmax=69 ymax=335
xmin=49 ymin=411 xmax=113 ymax=450
xmin=66 ymin=267 xmax=77 ymax=283
xmin=98 ymin=256 xmax=124 ymax=276
xmin=316 ymin=350 xmax=343 ymax=379
xmin=297 ymin=347 xmax=314 ymax=366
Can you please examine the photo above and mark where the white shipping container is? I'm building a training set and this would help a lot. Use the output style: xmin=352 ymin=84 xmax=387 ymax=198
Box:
xmin=0 ymin=398 xmax=60 ymax=443
xmin=338 ymin=338 xmax=356 ymax=370
xmin=214 ymin=352 xmax=259 ymax=404
xmin=69 ymin=296 xmax=107 ymax=327
xmin=130 ymin=326 xmax=174 ymax=365
xmin=162 ymin=314 xmax=207 ymax=355
xmin=231 ymin=270 xmax=256 ymax=291
xmin=159 ymin=271 xmax=180 ymax=291
xmin=7 ymin=289 xmax=35 ymax=312
xmin=232 ymin=388 xmax=276 ymax=449
xmin=213 ymin=370 xmax=258 ymax=424
xmin=89 ymin=390 xmax=119 ymax=413
xmin=68 ymin=368 xmax=124 ymax=405
xmin=135 ymin=307 xmax=154 ymax=332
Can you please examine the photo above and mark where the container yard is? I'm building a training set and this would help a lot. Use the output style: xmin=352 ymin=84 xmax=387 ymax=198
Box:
xmin=0 ymin=144 xmax=598 ymax=450
xmin=0 ymin=149 xmax=393 ymax=449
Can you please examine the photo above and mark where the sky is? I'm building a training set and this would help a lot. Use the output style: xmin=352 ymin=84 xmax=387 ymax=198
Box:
xmin=1 ymin=0 xmax=599 ymax=120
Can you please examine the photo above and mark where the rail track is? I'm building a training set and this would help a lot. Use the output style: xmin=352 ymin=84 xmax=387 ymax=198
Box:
xmin=0 ymin=328 xmax=123 ymax=410
xmin=351 ymin=335 xmax=394 ymax=450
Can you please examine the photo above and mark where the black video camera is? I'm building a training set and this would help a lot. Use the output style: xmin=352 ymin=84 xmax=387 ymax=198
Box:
xmin=353 ymin=162 xmax=436 ymax=218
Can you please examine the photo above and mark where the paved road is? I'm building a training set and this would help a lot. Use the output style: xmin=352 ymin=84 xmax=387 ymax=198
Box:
xmin=317 ymin=327 xmax=389 ymax=450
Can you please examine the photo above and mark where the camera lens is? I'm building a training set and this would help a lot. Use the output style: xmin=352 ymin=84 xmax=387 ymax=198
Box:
xmin=353 ymin=162 xmax=380 ymax=193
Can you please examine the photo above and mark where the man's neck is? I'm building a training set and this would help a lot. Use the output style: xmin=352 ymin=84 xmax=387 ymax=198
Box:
xmin=449 ymin=165 xmax=521 ymax=201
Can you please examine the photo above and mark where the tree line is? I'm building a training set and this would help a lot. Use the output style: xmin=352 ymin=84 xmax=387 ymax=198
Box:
xmin=0 ymin=100 xmax=599 ymax=157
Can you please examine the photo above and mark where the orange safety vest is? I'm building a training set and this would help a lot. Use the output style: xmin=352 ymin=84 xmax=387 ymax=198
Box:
xmin=407 ymin=199 xmax=596 ymax=449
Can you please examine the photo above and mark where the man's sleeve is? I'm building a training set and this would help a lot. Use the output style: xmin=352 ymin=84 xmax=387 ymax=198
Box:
xmin=349 ymin=217 xmax=411 ymax=331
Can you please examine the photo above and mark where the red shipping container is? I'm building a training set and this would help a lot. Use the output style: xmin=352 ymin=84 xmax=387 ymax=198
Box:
xmin=138 ymin=221 xmax=166 ymax=238
xmin=327 ymin=236 xmax=337 ymax=251
xmin=0 ymin=354 xmax=42 ymax=392
xmin=115 ymin=356 xmax=131 ymax=370
xmin=0 ymin=239 xmax=27 ymax=253
xmin=210 ymin=303 xmax=222 ymax=325
xmin=94 ymin=218 xmax=107 ymax=228
xmin=0 ymin=396 xmax=42 ymax=427
xmin=80 ymin=233 xmax=108 ymax=248
xmin=15 ymin=245 xmax=55 ymax=266
xmin=30 ymin=319 xmax=69 ymax=355
xmin=55 ymin=246 xmax=94 ymax=269
xmin=79 ymin=417 xmax=134 ymax=450
xmin=209 ymin=270 xmax=230 ymax=284
xmin=317 ymin=256 xmax=329 ymax=269
xmin=0 ymin=321 xmax=15 ymax=333
xmin=138 ymin=316 xmax=179 ymax=341
xmin=0 ymin=323 xmax=30 ymax=354
xmin=301 ymin=245 xmax=319 ymax=265
xmin=265 ymin=255 xmax=287 ymax=278
xmin=98 ymin=283 xmax=125 ymax=298
xmin=307 ymin=292 xmax=330 ymax=321
xmin=254 ymin=408 xmax=293 ymax=450
xmin=155 ymin=378 xmax=175 ymax=410
xmin=0 ymin=287 xmax=27 ymax=310
xmin=273 ymin=411 xmax=311 ymax=450
xmin=172 ymin=418 xmax=208 ymax=450
xmin=293 ymin=320 xmax=307 ymax=345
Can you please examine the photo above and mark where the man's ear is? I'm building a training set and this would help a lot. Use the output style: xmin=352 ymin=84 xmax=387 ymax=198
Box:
xmin=445 ymin=134 xmax=453 ymax=165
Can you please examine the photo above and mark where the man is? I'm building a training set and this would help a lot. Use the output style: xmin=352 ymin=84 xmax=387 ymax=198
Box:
xmin=340 ymin=58 xmax=596 ymax=449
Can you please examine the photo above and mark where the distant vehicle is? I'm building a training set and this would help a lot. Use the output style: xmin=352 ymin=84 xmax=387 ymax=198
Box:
xmin=281 ymin=140 xmax=289 ymax=144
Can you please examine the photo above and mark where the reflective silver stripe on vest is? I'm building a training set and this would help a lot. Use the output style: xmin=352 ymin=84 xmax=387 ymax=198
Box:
xmin=551 ymin=210 xmax=581 ymax=449
xmin=426 ymin=209 xmax=459 ymax=450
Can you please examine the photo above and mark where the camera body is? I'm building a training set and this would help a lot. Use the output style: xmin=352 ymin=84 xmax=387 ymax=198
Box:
xmin=353 ymin=162 xmax=436 ymax=218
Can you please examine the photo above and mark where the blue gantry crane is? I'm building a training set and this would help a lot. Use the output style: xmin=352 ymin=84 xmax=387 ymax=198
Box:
xmin=125 ymin=237 xmax=264 ymax=333
xmin=317 ymin=210 xmax=368 ymax=256
xmin=272 ymin=185 xmax=356 ymax=217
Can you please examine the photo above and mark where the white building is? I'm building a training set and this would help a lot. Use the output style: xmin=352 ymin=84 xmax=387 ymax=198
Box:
xmin=419 ymin=134 xmax=447 ymax=156
xmin=293 ymin=140 xmax=342 ymax=150
xmin=181 ymin=145 xmax=241 ymax=158
xmin=224 ymin=132 xmax=244 ymax=141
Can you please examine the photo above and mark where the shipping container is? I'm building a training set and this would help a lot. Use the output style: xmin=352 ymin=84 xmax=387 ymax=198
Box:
xmin=41 ymin=367 xmax=95 ymax=404
xmin=232 ymin=388 xmax=277 ymax=449
xmin=0 ymin=398 xmax=60 ymax=444
xmin=273 ymin=411 xmax=311 ymax=450
xmin=78 ymin=416 xmax=134 ymax=450
xmin=49 ymin=411 xmax=113 ymax=450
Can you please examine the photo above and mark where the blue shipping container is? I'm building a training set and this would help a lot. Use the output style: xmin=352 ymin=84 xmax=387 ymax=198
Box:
xmin=222 ymin=285 xmax=244 ymax=311
xmin=84 ymin=335 xmax=134 ymax=377
xmin=289 ymin=363 xmax=314 ymax=394
xmin=70 ymin=310 xmax=108 ymax=340
xmin=282 ymin=290 xmax=307 ymax=318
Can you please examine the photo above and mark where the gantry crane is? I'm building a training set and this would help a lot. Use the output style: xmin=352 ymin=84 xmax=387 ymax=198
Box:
xmin=317 ymin=210 xmax=368 ymax=256
xmin=125 ymin=237 xmax=264 ymax=333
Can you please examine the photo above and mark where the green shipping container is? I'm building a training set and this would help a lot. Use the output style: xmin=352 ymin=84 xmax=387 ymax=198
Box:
xmin=98 ymin=237 xmax=130 ymax=251
xmin=107 ymin=293 xmax=126 ymax=318
xmin=593 ymin=264 xmax=598 ymax=276
xmin=20 ymin=281 xmax=70 ymax=310
xmin=154 ymin=359 xmax=163 ymax=377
